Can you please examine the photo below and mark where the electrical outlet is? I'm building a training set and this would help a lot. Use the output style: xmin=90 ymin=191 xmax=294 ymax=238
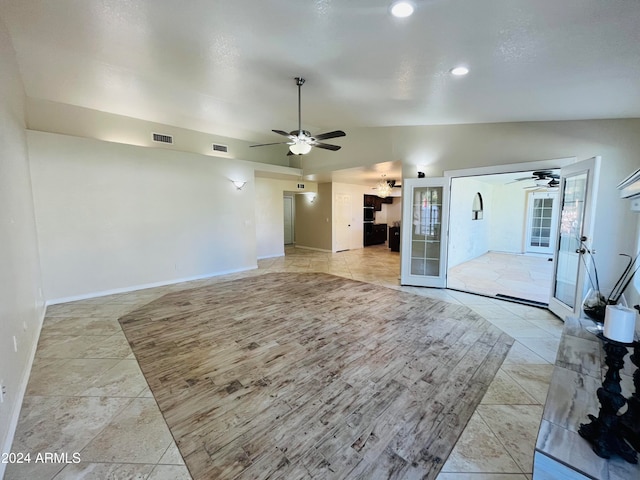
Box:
xmin=0 ymin=381 xmax=5 ymax=403
xmin=13 ymin=335 xmax=17 ymax=352
xmin=23 ymin=321 xmax=27 ymax=331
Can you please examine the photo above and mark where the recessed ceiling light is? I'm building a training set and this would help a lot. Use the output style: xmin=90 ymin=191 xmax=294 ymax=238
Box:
xmin=450 ymin=66 xmax=470 ymax=76
xmin=390 ymin=1 xmax=414 ymax=18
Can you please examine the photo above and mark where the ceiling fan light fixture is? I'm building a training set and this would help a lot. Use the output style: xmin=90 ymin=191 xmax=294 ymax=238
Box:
xmin=289 ymin=142 xmax=312 ymax=155
xmin=534 ymin=178 xmax=549 ymax=187
xmin=390 ymin=1 xmax=414 ymax=18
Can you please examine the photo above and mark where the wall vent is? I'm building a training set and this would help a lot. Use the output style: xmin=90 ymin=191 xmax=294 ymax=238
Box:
xmin=212 ymin=143 xmax=228 ymax=153
xmin=152 ymin=133 xmax=173 ymax=144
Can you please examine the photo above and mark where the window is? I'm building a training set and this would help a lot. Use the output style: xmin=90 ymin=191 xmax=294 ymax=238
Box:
xmin=472 ymin=192 xmax=483 ymax=220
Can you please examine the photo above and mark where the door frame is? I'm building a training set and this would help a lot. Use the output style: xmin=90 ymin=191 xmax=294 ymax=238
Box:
xmin=283 ymin=195 xmax=294 ymax=245
xmin=443 ymin=157 xmax=576 ymax=295
xmin=400 ymin=177 xmax=451 ymax=287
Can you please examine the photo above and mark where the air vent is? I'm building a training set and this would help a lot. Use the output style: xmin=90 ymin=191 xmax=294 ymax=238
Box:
xmin=212 ymin=143 xmax=228 ymax=153
xmin=152 ymin=133 xmax=173 ymax=144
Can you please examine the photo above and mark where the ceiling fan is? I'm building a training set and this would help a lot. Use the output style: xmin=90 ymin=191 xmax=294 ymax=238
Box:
xmin=524 ymin=177 xmax=560 ymax=190
xmin=511 ymin=170 xmax=560 ymax=189
xmin=250 ymin=77 xmax=346 ymax=155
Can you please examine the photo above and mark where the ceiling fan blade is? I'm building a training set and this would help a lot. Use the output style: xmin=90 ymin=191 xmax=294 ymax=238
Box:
xmin=313 ymin=130 xmax=346 ymax=141
xmin=250 ymin=141 xmax=291 ymax=148
xmin=272 ymin=129 xmax=294 ymax=138
xmin=314 ymin=142 xmax=341 ymax=151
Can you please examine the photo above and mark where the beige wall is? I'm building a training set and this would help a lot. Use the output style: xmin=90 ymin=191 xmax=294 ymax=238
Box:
xmin=295 ymin=183 xmax=333 ymax=251
xmin=0 ymin=20 xmax=45 ymax=475
xmin=255 ymin=178 xmax=318 ymax=259
xmin=26 ymin=97 xmax=290 ymax=168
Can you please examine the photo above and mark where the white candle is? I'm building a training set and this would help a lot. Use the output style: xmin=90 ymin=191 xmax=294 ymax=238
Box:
xmin=603 ymin=304 xmax=637 ymax=343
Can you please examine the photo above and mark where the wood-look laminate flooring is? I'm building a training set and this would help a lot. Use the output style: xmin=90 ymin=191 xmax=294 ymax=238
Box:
xmin=119 ymin=272 xmax=514 ymax=480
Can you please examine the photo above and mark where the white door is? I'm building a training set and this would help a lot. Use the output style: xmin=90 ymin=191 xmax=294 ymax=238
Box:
xmin=283 ymin=196 xmax=294 ymax=245
xmin=400 ymin=177 xmax=450 ymax=287
xmin=525 ymin=191 xmax=559 ymax=255
xmin=335 ymin=193 xmax=352 ymax=252
xmin=548 ymin=157 xmax=600 ymax=320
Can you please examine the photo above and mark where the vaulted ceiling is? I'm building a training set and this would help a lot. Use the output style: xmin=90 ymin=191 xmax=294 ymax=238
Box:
xmin=2 ymin=0 xmax=639 ymax=184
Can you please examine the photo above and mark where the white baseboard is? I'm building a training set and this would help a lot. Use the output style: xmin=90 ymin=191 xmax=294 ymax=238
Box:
xmin=47 ymin=265 xmax=258 ymax=305
xmin=257 ymin=253 xmax=285 ymax=260
xmin=294 ymin=245 xmax=332 ymax=253
xmin=0 ymin=305 xmax=46 ymax=479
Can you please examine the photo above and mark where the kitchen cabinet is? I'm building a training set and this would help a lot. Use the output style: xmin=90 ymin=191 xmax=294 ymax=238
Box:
xmin=364 ymin=223 xmax=387 ymax=246
xmin=364 ymin=194 xmax=393 ymax=211
xmin=389 ymin=226 xmax=400 ymax=252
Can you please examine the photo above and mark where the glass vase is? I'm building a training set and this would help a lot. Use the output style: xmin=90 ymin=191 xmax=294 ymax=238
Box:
xmin=582 ymin=289 xmax=608 ymax=323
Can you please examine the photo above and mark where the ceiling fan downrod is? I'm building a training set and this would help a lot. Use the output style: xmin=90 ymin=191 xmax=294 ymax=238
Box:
xmin=295 ymin=77 xmax=305 ymax=137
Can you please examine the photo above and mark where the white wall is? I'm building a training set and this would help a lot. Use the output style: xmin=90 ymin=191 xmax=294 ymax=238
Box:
xmin=448 ymin=177 xmax=493 ymax=268
xmin=0 ymin=20 xmax=44 ymax=477
xmin=489 ymin=182 xmax=529 ymax=254
xmin=28 ymin=131 xmax=258 ymax=302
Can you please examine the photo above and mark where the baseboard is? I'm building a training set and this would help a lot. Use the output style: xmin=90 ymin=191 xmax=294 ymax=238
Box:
xmin=257 ymin=253 xmax=285 ymax=260
xmin=0 ymin=305 xmax=46 ymax=479
xmin=47 ymin=265 xmax=258 ymax=305
xmin=293 ymin=245 xmax=332 ymax=253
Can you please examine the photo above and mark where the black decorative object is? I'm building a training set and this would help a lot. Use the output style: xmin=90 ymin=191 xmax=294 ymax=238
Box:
xmin=579 ymin=333 xmax=637 ymax=463
xmin=620 ymin=339 xmax=640 ymax=453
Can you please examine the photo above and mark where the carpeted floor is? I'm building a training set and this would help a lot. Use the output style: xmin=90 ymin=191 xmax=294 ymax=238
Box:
xmin=119 ymin=272 xmax=514 ymax=479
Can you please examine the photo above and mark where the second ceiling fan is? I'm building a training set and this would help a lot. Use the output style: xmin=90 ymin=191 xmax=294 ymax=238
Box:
xmin=250 ymin=77 xmax=346 ymax=155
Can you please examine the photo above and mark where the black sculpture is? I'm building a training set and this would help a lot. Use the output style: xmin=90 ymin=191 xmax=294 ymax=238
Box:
xmin=620 ymin=340 xmax=640 ymax=452
xmin=578 ymin=334 xmax=637 ymax=463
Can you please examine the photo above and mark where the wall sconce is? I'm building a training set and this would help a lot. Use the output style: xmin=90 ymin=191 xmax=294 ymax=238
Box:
xmin=232 ymin=180 xmax=247 ymax=190
xmin=309 ymin=194 xmax=317 ymax=204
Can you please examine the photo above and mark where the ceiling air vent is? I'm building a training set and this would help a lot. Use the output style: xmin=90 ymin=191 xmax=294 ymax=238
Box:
xmin=152 ymin=133 xmax=173 ymax=144
xmin=212 ymin=143 xmax=228 ymax=153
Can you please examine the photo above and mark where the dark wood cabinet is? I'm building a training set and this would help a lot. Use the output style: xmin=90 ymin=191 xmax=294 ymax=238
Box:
xmin=364 ymin=223 xmax=387 ymax=246
xmin=389 ymin=226 xmax=400 ymax=252
xmin=364 ymin=194 xmax=393 ymax=211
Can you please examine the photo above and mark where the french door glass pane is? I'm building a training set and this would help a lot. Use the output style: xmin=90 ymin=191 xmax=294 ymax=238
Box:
xmin=554 ymin=173 xmax=588 ymax=308
xmin=410 ymin=186 xmax=442 ymax=276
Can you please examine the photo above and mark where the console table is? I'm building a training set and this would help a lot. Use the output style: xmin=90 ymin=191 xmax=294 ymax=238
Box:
xmin=534 ymin=316 xmax=640 ymax=479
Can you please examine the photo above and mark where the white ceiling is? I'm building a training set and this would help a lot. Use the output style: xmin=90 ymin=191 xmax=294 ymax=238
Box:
xmin=2 ymin=0 xmax=639 ymax=185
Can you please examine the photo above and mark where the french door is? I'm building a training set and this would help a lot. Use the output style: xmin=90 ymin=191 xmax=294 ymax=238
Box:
xmin=526 ymin=191 xmax=559 ymax=255
xmin=400 ymin=177 xmax=450 ymax=287
xmin=548 ymin=157 xmax=600 ymax=320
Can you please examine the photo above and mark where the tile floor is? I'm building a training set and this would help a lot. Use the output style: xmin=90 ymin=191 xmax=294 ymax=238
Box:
xmin=448 ymin=252 xmax=554 ymax=305
xmin=5 ymin=245 xmax=563 ymax=480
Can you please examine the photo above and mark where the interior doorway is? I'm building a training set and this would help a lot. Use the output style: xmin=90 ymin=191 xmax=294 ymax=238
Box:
xmin=283 ymin=195 xmax=294 ymax=245
xmin=446 ymin=169 xmax=560 ymax=305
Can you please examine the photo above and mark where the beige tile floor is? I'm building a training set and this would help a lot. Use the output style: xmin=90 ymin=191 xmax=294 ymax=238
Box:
xmin=5 ymin=245 xmax=562 ymax=480
xmin=448 ymin=252 xmax=554 ymax=305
